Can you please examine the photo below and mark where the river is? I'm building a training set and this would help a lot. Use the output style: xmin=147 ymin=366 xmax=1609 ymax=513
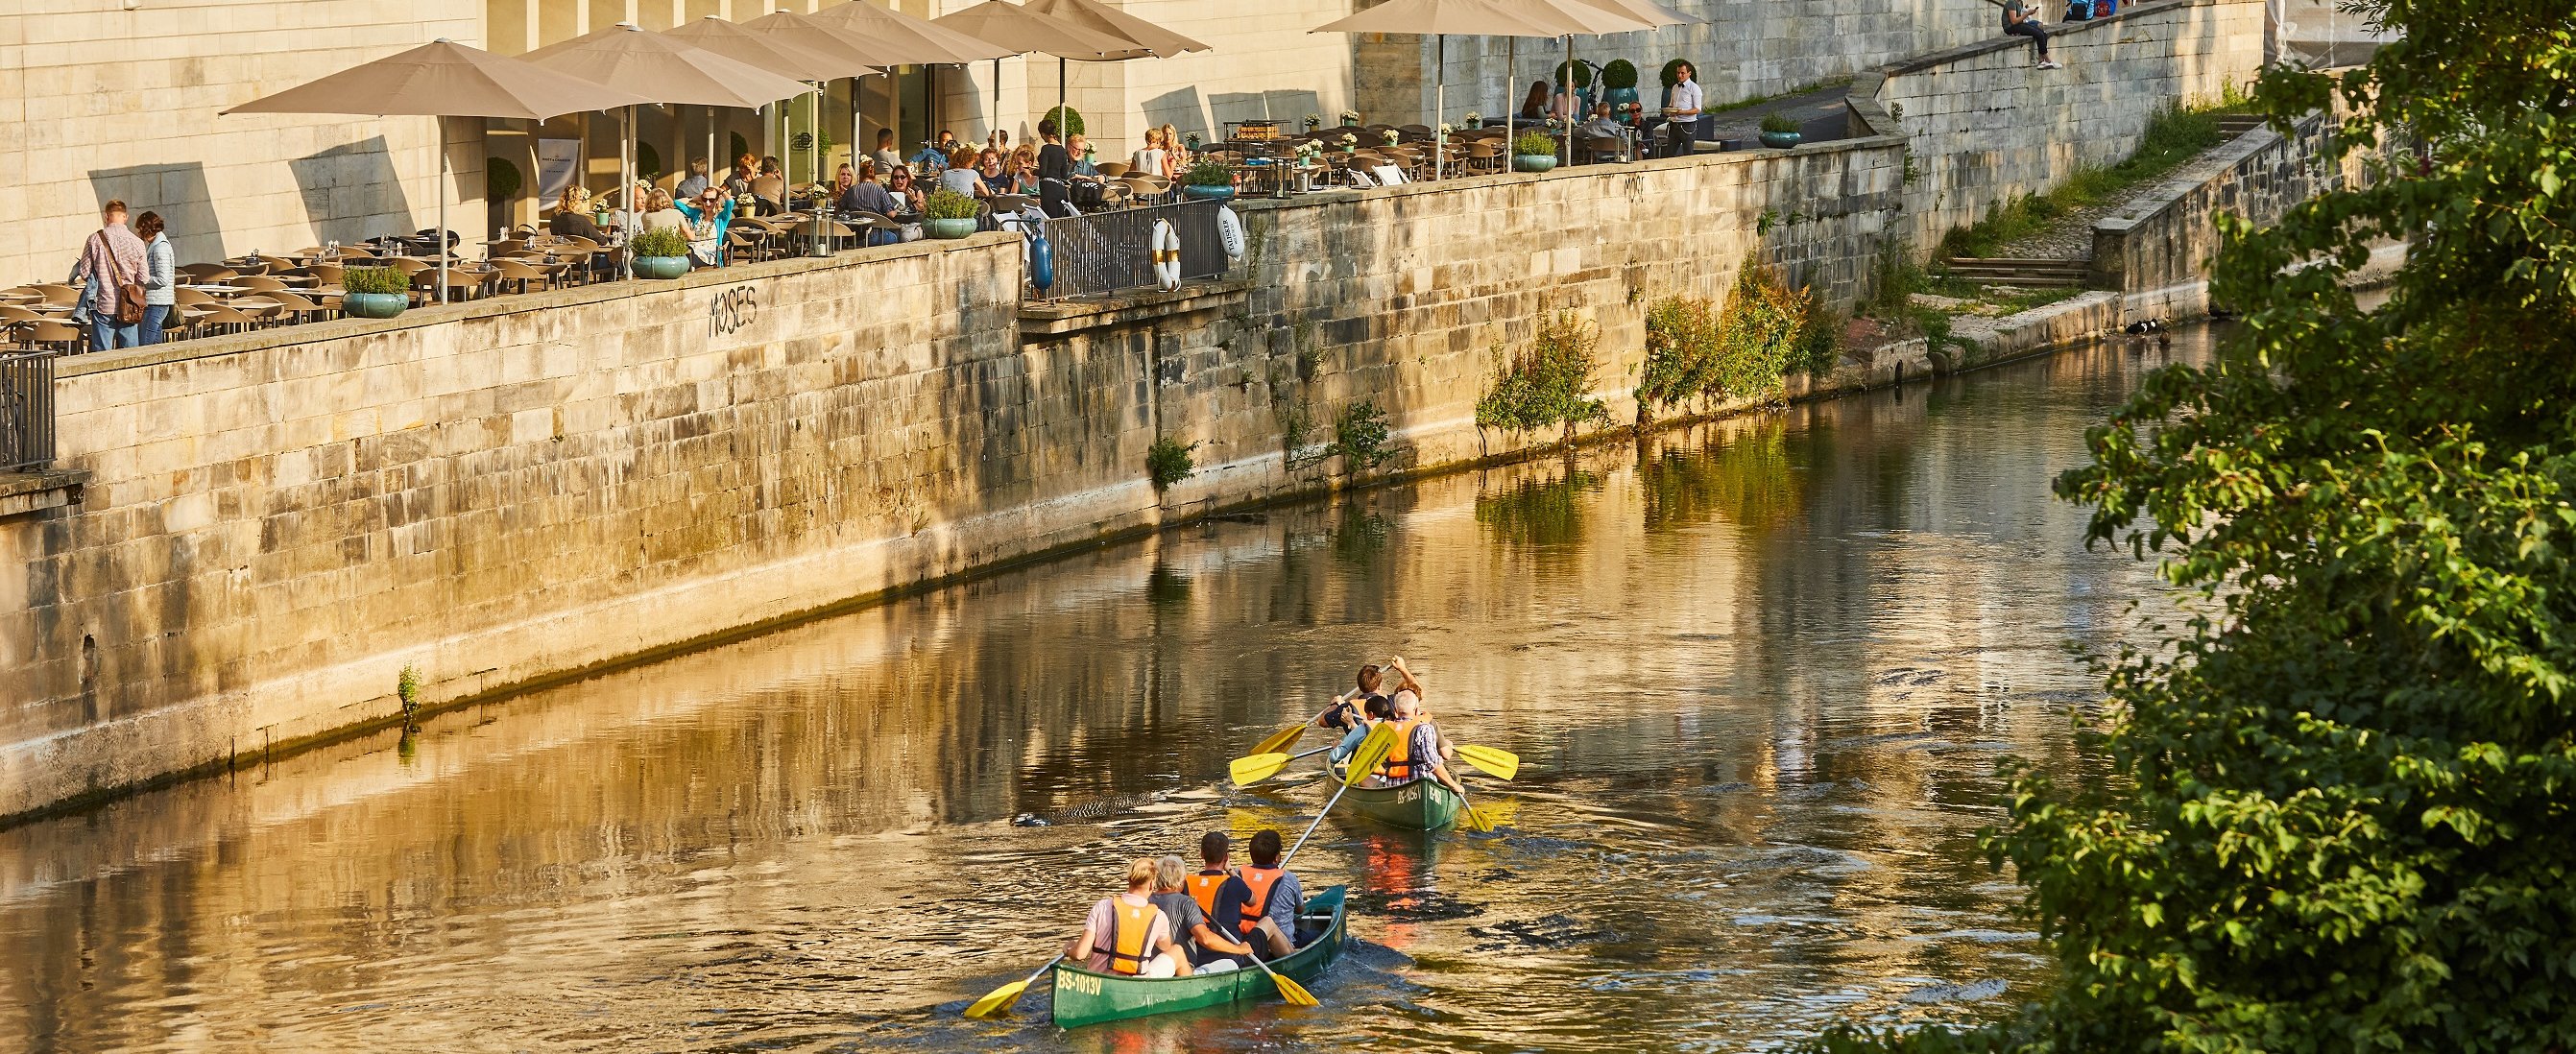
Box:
xmin=0 ymin=326 xmax=2214 ymax=1053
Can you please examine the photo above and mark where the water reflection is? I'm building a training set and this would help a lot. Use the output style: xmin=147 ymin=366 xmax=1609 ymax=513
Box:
xmin=0 ymin=332 xmax=2209 ymax=1052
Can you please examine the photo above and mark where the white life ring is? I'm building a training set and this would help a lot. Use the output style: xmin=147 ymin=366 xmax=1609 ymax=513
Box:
xmin=1150 ymin=219 xmax=1181 ymax=291
xmin=1216 ymin=204 xmax=1244 ymax=261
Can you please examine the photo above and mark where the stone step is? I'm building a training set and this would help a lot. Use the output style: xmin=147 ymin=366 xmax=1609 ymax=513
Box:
xmin=1944 ymin=256 xmax=2088 ymax=271
xmin=1962 ymin=275 xmax=2089 ymax=288
xmin=2217 ymin=115 xmax=2266 ymax=135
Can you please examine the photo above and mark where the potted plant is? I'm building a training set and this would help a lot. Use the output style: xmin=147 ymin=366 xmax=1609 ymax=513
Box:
xmin=924 ymin=188 xmax=981 ymax=239
xmin=341 ymin=266 xmax=409 ymax=319
xmin=1383 ymin=128 xmax=1402 ymax=146
xmin=1181 ymin=159 xmax=1236 ymax=200
xmin=1184 ymin=132 xmax=1202 ymax=151
xmin=1601 ymin=60 xmax=1641 ymax=115
xmin=1305 ymin=112 xmax=1322 ymax=131
xmin=1512 ymin=130 xmax=1557 ymax=173
xmin=1463 ymin=110 xmax=1482 ymax=130
xmin=1338 ymin=109 xmax=1360 ymax=128
xmin=630 ymin=227 xmax=691 ymax=278
xmin=1759 ymin=112 xmax=1803 ymax=149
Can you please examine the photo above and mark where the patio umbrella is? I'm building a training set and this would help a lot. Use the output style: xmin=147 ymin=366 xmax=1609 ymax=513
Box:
xmin=1023 ymin=0 xmax=1208 ymax=146
xmin=526 ymin=23 xmax=816 ymax=275
xmin=225 ymin=37 xmax=647 ymax=303
xmin=1502 ymin=0 xmax=1661 ymax=164
xmin=1313 ymin=0 xmax=1581 ymax=180
xmin=933 ymin=1 xmax=1146 ymax=150
xmin=667 ymin=15 xmax=877 ymax=181
xmin=807 ymin=1 xmax=1016 ymax=165
xmin=741 ymin=10 xmax=910 ymax=194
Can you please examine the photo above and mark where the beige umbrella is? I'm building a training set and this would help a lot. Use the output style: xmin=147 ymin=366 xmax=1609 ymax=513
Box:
xmin=1314 ymin=0 xmax=1609 ymax=180
xmin=1023 ymin=0 xmax=1208 ymax=146
xmin=526 ymin=23 xmax=818 ymax=275
xmin=665 ymin=16 xmax=880 ymax=213
xmin=1505 ymin=0 xmax=1660 ymax=164
xmin=807 ymin=0 xmax=1018 ymax=160
xmin=225 ymin=37 xmax=648 ymax=302
xmin=739 ymin=11 xmax=915 ymax=194
xmin=935 ymin=1 xmax=1148 ymax=147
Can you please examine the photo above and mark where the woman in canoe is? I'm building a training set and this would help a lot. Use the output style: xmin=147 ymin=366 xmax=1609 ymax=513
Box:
xmin=1068 ymin=859 xmax=1194 ymax=977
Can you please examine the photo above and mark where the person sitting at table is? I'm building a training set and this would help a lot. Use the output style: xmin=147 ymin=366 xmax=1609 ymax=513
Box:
xmin=676 ymin=157 xmax=711 ymax=200
xmin=639 ymin=188 xmax=689 ymax=233
xmin=672 ymin=186 xmax=735 ymax=267
xmin=830 ymin=163 xmax=857 ymax=204
xmin=1131 ymin=127 xmax=1168 ymax=182
xmin=611 ymin=179 xmax=653 ymax=236
xmin=938 ymin=144 xmax=983 ymax=198
xmin=1008 ymin=145 xmax=1042 ymax=197
xmin=975 ymin=149 xmax=1009 ymax=198
xmin=871 ymin=129 xmax=903 ymax=174
xmin=1158 ymin=124 xmax=1186 ymax=179
xmin=550 ymin=186 xmax=606 ymax=243
xmin=913 ymin=130 xmax=959 ymax=171
xmin=1519 ymin=81 xmax=1550 ymax=124
xmin=886 ymin=166 xmax=927 ymax=215
xmin=1068 ymin=133 xmax=1098 ymax=177
xmin=751 ymin=158 xmax=785 ymax=214
xmin=725 ymin=153 xmax=758 ymax=198
xmin=1578 ymin=101 xmax=1625 ymax=140
xmin=836 ymin=161 xmax=902 ymax=243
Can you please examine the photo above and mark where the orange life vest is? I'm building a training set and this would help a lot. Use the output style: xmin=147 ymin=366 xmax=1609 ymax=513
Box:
xmin=1236 ymin=866 xmax=1286 ymax=937
xmin=1187 ymin=868 xmax=1232 ymax=919
xmin=1376 ymin=718 xmax=1424 ymax=780
xmin=1102 ymin=897 xmax=1163 ymax=976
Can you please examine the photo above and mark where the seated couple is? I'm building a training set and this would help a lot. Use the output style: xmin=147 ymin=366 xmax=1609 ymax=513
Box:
xmin=1313 ymin=659 xmax=1468 ymax=796
xmin=1068 ymin=829 xmax=1306 ymax=978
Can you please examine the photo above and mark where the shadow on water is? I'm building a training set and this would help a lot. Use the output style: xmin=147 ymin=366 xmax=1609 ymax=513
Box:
xmin=0 ymin=331 xmax=2218 ymax=1052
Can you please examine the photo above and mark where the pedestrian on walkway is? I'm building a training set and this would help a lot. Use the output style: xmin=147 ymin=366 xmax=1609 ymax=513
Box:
xmin=68 ymin=200 xmax=147 ymax=352
xmin=136 ymin=210 xmax=175 ymax=346
xmin=2003 ymin=0 xmax=2062 ymax=69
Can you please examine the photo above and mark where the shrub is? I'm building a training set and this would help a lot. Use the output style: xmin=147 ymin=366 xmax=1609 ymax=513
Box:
xmin=1760 ymin=112 xmax=1800 ymax=134
xmin=1553 ymin=60 xmax=1593 ymax=90
xmin=342 ymin=266 xmax=406 ymax=295
xmin=397 ymin=663 xmax=421 ymax=718
xmin=487 ymin=157 xmax=522 ymax=201
xmin=1659 ymin=59 xmax=1691 ymax=89
xmin=1045 ymin=105 xmax=1084 ymax=137
xmin=925 ymin=187 xmax=980 ymax=220
xmin=1181 ymin=160 xmax=1233 ymax=187
xmin=629 ymin=227 xmax=689 ymax=258
xmin=1333 ymin=400 xmax=1395 ymax=471
xmin=1512 ymin=131 xmax=1555 ymax=156
xmin=1636 ymin=296 xmax=1721 ymax=423
xmin=1145 ymin=435 xmax=1196 ymax=491
xmin=1601 ymin=59 xmax=1639 ymax=90
xmin=1476 ymin=312 xmax=1610 ymax=445
xmin=1709 ymin=257 xmax=1811 ymax=399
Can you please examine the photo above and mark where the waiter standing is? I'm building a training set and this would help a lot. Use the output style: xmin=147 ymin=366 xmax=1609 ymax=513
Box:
xmin=1663 ymin=61 xmax=1703 ymax=157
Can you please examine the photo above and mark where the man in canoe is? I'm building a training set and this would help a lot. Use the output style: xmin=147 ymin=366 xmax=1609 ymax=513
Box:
xmin=1157 ymin=849 xmax=1255 ymax=972
xmin=1384 ymin=656 xmax=1457 ymax=763
xmin=1329 ymin=692 xmax=1395 ymax=765
xmin=1234 ymin=829 xmax=1305 ymax=957
xmin=1068 ymin=858 xmax=1193 ymax=977
xmin=1186 ymin=831 xmax=1295 ymax=963
xmin=1375 ymin=689 xmax=1469 ymax=797
xmin=1309 ymin=663 xmax=1386 ymax=733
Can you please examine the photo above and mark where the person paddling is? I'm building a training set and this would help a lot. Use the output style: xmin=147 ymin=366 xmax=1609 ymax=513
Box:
xmin=1175 ymin=833 xmax=1262 ymax=970
xmin=1375 ymin=689 xmax=1468 ymax=797
xmin=1149 ymin=854 xmax=1253 ymax=974
xmin=1330 ymin=693 xmax=1395 ymax=765
xmin=1232 ymin=830 xmax=1302 ymax=958
xmin=1068 ymin=858 xmax=1191 ymax=977
xmin=1311 ymin=664 xmax=1386 ymax=732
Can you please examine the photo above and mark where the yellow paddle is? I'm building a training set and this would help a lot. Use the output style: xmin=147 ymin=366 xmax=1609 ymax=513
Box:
xmin=1248 ymin=721 xmax=1308 ymax=759
xmin=1450 ymin=779 xmax=1499 ymax=833
xmin=1280 ymin=723 xmax=1396 ymax=864
xmin=1249 ymin=955 xmax=1320 ymax=1007
xmin=1452 ymin=744 xmax=1521 ymax=780
xmin=962 ymin=953 xmax=1062 ymax=1018
xmin=1230 ymin=743 xmax=1336 ymax=785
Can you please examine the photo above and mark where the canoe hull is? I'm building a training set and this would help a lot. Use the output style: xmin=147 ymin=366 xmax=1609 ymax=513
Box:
xmin=1345 ymin=776 xmax=1463 ymax=831
xmin=1050 ymin=885 xmax=1350 ymax=1028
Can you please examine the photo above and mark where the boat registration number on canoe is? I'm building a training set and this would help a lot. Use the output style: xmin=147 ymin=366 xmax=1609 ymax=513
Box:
xmin=1396 ymin=785 xmax=1420 ymax=803
xmin=1061 ymin=972 xmax=1105 ymax=996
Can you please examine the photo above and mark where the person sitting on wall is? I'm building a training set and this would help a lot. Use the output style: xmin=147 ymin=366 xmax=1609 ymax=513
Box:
xmin=2003 ymin=0 xmax=2063 ymax=69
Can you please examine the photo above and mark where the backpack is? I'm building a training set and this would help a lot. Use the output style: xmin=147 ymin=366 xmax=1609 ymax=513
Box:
xmin=2063 ymin=0 xmax=2092 ymax=18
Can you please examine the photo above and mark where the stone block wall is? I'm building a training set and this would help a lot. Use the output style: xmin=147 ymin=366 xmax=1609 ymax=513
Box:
xmin=1864 ymin=0 xmax=2266 ymax=256
xmin=2090 ymin=107 xmax=2379 ymax=318
xmin=0 ymin=0 xmax=485 ymax=288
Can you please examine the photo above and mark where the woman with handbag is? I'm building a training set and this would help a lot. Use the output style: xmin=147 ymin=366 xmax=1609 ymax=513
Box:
xmin=136 ymin=211 xmax=176 ymax=346
xmin=69 ymin=199 xmax=148 ymax=351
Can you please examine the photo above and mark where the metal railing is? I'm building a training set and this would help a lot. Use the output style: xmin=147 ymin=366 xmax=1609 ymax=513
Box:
xmin=0 ymin=350 xmax=57 ymax=471
xmin=1033 ymin=199 xmax=1230 ymax=299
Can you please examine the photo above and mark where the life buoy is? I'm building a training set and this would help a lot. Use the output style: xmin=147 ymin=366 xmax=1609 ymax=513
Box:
xmin=1216 ymin=204 xmax=1244 ymax=262
xmin=1029 ymin=228 xmax=1055 ymax=296
xmin=1150 ymin=219 xmax=1181 ymax=291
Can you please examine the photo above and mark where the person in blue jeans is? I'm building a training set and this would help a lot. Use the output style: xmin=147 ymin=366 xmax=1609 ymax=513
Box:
xmin=68 ymin=199 xmax=148 ymax=352
xmin=2003 ymin=0 xmax=2063 ymax=69
xmin=136 ymin=211 xmax=176 ymax=345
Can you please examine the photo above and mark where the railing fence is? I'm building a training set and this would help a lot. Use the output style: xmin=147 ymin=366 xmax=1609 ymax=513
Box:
xmin=1033 ymin=199 xmax=1230 ymax=299
xmin=0 ymin=350 xmax=58 ymax=472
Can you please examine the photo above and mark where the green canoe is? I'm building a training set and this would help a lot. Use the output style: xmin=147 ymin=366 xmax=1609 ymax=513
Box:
xmin=1337 ymin=772 xmax=1465 ymax=831
xmin=1050 ymin=885 xmax=1350 ymax=1028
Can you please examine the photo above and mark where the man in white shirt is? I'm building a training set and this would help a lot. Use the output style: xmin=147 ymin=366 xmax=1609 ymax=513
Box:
xmin=1663 ymin=61 xmax=1704 ymax=157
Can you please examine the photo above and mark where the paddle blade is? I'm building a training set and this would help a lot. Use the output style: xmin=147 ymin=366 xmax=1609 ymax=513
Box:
xmin=1454 ymin=744 xmax=1521 ymax=781
xmin=1268 ymin=970 xmax=1320 ymax=1007
xmin=1461 ymin=803 xmax=1498 ymax=833
xmin=1342 ymin=726 xmax=1397 ymax=786
xmin=962 ymin=977 xmax=1031 ymax=1018
xmin=1250 ymin=723 xmax=1307 ymax=757
xmin=1230 ymin=752 xmax=1290 ymax=785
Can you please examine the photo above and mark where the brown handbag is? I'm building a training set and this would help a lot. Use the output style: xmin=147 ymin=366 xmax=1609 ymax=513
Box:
xmin=115 ymin=276 xmax=145 ymax=324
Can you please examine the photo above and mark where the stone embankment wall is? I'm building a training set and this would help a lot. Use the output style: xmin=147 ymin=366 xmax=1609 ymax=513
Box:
xmin=1860 ymin=0 xmax=2267 ymax=256
xmin=0 ymin=0 xmax=2264 ymax=821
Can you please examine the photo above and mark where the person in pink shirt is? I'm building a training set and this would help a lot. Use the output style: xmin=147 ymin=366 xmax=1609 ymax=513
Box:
xmin=1067 ymin=858 xmax=1192 ymax=976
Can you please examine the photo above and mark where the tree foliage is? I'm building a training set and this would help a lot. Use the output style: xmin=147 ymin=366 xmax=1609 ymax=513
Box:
xmin=1477 ymin=312 xmax=1612 ymax=444
xmin=1815 ymin=2 xmax=2576 ymax=1051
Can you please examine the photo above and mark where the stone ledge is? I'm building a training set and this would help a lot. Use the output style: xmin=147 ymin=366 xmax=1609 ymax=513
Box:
xmin=1019 ymin=280 xmax=1251 ymax=338
xmin=0 ymin=467 xmax=88 ymax=518
xmin=1880 ymin=0 xmax=2215 ymax=78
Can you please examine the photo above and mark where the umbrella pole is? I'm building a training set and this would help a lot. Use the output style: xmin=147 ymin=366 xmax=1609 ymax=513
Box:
xmin=437 ymin=119 xmax=448 ymax=304
xmin=991 ymin=58 xmax=1001 ymax=147
xmin=1507 ymin=37 xmax=1516 ymax=130
xmin=1434 ymin=34 xmax=1444 ymax=181
xmin=706 ymin=107 xmax=714 ymax=188
xmin=1562 ymin=36 xmax=1574 ymax=165
xmin=1057 ymin=57 xmax=1066 ymax=137
xmin=622 ymin=104 xmax=634 ymax=281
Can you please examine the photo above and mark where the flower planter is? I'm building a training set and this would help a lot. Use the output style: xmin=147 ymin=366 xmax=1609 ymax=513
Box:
xmin=1602 ymin=86 xmax=1640 ymax=114
xmin=1512 ymin=155 xmax=1558 ymax=173
xmin=925 ymin=217 xmax=979 ymax=240
xmin=1759 ymin=130 xmax=1803 ymax=150
xmin=633 ymin=255 xmax=690 ymax=279
xmin=1182 ymin=184 xmax=1237 ymax=201
xmin=342 ymin=292 xmax=407 ymax=320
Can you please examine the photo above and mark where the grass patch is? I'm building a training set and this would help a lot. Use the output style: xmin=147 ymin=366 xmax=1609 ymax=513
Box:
xmin=1937 ymin=87 xmax=2253 ymax=259
xmin=1707 ymin=76 xmax=1857 ymax=116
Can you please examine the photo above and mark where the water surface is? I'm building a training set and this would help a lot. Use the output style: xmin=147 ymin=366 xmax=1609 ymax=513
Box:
xmin=0 ymin=329 xmax=2213 ymax=1052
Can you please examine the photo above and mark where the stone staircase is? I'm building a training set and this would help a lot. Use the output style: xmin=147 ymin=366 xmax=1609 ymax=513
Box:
xmin=1942 ymin=257 xmax=2091 ymax=288
xmin=2216 ymin=113 xmax=2267 ymax=138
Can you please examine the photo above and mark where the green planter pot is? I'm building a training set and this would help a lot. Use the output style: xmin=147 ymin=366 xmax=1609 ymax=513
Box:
xmin=1181 ymin=183 xmax=1236 ymax=201
xmin=925 ymin=217 xmax=978 ymax=240
xmin=342 ymin=292 xmax=406 ymax=320
xmin=1513 ymin=154 xmax=1557 ymax=173
xmin=633 ymin=255 xmax=690 ymax=279
xmin=1759 ymin=130 xmax=1803 ymax=149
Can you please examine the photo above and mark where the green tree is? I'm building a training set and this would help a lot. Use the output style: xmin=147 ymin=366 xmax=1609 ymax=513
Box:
xmin=1813 ymin=2 xmax=2576 ymax=1051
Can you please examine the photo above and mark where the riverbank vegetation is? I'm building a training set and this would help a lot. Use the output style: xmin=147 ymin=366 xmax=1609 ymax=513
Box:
xmin=1476 ymin=312 xmax=1612 ymax=445
xmin=1814 ymin=1 xmax=2576 ymax=1049
xmin=1938 ymin=84 xmax=2252 ymax=260
xmin=1633 ymin=257 xmax=1840 ymax=425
